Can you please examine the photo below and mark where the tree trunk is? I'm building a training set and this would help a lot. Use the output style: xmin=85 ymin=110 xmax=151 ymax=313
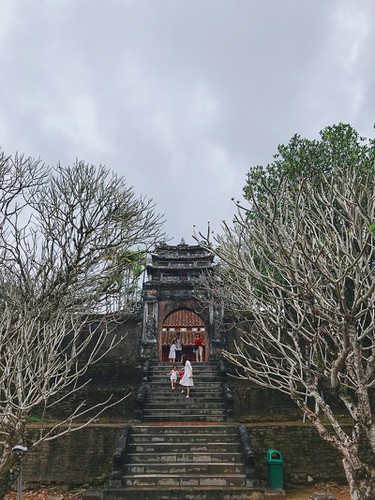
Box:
xmin=0 ymin=457 xmax=20 ymax=500
xmin=342 ymin=457 xmax=374 ymax=500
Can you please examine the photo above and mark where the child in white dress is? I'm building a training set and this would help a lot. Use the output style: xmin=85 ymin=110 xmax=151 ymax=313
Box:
xmin=168 ymin=365 xmax=178 ymax=390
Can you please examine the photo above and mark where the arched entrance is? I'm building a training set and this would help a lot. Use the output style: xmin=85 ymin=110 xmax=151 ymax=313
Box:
xmin=160 ymin=308 xmax=208 ymax=362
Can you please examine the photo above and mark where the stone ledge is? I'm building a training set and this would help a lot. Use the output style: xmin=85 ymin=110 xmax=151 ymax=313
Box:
xmin=308 ymin=493 xmax=337 ymax=500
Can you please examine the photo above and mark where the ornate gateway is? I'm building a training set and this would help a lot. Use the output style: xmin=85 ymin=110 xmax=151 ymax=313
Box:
xmin=141 ymin=240 xmax=224 ymax=361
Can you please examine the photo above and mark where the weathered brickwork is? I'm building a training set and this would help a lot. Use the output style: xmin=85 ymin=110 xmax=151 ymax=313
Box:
xmin=22 ymin=423 xmax=374 ymax=488
xmin=14 ymin=312 xmax=374 ymax=490
xmin=24 ymin=427 xmax=120 ymax=488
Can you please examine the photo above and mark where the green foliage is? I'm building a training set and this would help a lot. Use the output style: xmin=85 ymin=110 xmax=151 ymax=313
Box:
xmin=28 ymin=414 xmax=45 ymax=423
xmin=245 ymin=123 xmax=375 ymax=204
xmin=103 ymin=248 xmax=146 ymax=276
xmin=100 ymin=248 xmax=147 ymax=299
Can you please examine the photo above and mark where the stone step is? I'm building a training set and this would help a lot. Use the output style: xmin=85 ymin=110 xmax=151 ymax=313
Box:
xmin=147 ymin=389 xmax=223 ymax=395
xmin=146 ymin=390 xmax=223 ymax=397
xmin=142 ymin=410 xmax=227 ymax=418
xmin=141 ymin=413 xmax=228 ymax=423
xmin=122 ymin=472 xmax=247 ymax=487
xmin=150 ymin=376 xmax=220 ymax=381
xmin=152 ymin=373 xmax=222 ymax=376
xmin=127 ymin=451 xmax=243 ymax=463
xmin=144 ymin=398 xmax=225 ymax=408
xmin=102 ymin=486 xmax=269 ymax=500
xmin=150 ymin=366 xmax=220 ymax=372
xmin=150 ymin=375 xmax=221 ymax=378
xmin=131 ymin=433 xmax=239 ymax=443
xmin=151 ymin=368 xmax=220 ymax=375
xmin=149 ymin=371 xmax=219 ymax=374
xmin=132 ymin=425 xmax=237 ymax=435
xmin=146 ymin=391 xmax=223 ymax=398
xmin=150 ymin=377 xmax=220 ymax=382
xmin=151 ymin=369 xmax=219 ymax=375
xmin=146 ymin=386 xmax=222 ymax=391
xmin=150 ymin=364 xmax=220 ymax=372
xmin=151 ymin=386 xmax=221 ymax=390
xmin=142 ymin=415 xmax=227 ymax=423
xmin=145 ymin=399 xmax=224 ymax=405
xmin=150 ymin=378 xmax=218 ymax=385
xmin=123 ymin=461 xmax=245 ymax=475
xmin=128 ymin=442 xmax=240 ymax=453
xmin=142 ymin=415 xmax=227 ymax=424
xmin=145 ymin=396 xmax=223 ymax=403
xmin=143 ymin=407 xmax=226 ymax=415
xmin=152 ymin=364 xmax=219 ymax=369
xmin=143 ymin=402 xmax=227 ymax=410
xmin=147 ymin=382 xmax=222 ymax=389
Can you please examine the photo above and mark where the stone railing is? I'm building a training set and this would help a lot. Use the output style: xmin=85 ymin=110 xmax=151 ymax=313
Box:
xmin=134 ymin=382 xmax=148 ymax=420
xmin=218 ymin=358 xmax=227 ymax=378
xmin=108 ymin=424 xmax=133 ymax=486
xmin=218 ymin=358 xmax=234 ymax=416
xmin=142 ymin=359 xmax=151 ymax=381
xmin=237 ymin=424 xmax=259 ymax=487
xmin=222 ymin=382 xmax=234 ymax=416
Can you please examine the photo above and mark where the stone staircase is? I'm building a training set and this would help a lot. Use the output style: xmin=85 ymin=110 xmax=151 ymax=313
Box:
xmin=101 ymin=361 xmax=280 ymax=500
xmin=123 ymin=425 xmax=247 ymax=488
xmin=142 ymin=361 xmax=228 ymax=422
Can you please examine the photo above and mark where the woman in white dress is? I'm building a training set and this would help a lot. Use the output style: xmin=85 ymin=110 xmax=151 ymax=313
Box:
xmin=179 ymin=355 xmax=193 ymax=398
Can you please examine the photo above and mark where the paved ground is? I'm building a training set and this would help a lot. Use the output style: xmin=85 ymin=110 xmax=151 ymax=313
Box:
xmin=5 ymin=482 xmax=351 ymax=499
xmin=285 ymin=481 xmax=350 ymax=499
xmin=4 ymin=488 xmax=84 ymax=499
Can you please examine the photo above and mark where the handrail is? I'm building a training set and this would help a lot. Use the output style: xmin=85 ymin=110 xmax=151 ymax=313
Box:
xmin=142 ymin=358 xmax=151 ymax=381
xmin=109 ymin=424 xmax=133 ymax=485
xmin=237 ymin=424 xmax=259 ymax=487
xmin=134 ymin=382 xmax=148 ymax=420
xmin=218 ymin=358 xmax=227 ymax=379
xmin=222 ymin=382 xmax=234 ymax=416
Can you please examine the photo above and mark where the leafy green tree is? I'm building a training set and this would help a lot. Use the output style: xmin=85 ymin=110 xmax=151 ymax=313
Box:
xmin=197 ymin=124 xmax=375 ymax=500
xmin=102 ymin=248 xmax=147 ymax=310
xmin=245 ymin=123 xmax=374 ymax=203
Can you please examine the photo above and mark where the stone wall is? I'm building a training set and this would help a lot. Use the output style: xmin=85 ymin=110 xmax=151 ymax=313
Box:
xmin=229 ymin=379 xmax=301 ymax=422
xmin=22 ymin=423 xmax=370 ymax=489
xmin=15 ymin=314 xmax=374 ymax=490
xmin=36 ymin=315 xmax=143 ymax=422
xmin=23 ymin=426 xmax=120 ymax=488
xmin=20 ymin=387 xmax=374 ymax=489
xmin=79 ymin=314 xmax=142 ymax=363
xmin=250 ymin=424 xmax=346 ymax=486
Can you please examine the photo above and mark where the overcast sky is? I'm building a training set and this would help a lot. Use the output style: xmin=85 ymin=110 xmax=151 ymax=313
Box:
xmin=0 ymin=0 xmax=374 ymax=244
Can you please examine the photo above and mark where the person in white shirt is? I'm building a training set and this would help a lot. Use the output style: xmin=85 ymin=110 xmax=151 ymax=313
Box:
xmin=174 ymin=332 xmax=183 ymax=362
xmin=168 ymin=340 xmax=176 ymax=362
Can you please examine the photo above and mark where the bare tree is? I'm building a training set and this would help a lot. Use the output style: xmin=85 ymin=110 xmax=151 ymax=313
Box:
xmin=197 ymin=163 xmax=375 ymax=499
xmin=0 ymin=153 xmax=165 ymax=495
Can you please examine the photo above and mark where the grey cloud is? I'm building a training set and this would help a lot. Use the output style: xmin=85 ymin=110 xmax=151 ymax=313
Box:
xmin=0 ymin=0 xmax=374 ymax=242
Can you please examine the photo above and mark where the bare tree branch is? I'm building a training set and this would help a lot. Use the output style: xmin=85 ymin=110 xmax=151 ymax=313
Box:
xmin=0 ymin=152 xmax=166 ymax=495
xmin=196 ymin=160 xmax=375 ymax=499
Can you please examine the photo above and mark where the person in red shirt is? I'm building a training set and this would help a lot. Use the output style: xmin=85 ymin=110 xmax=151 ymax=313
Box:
xmin=193 ymin=332 xmax=204 ymax=362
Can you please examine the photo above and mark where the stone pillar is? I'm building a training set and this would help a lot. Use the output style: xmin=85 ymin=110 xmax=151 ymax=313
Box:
xmin=141 ymin=290 xmax=158 ymax=360
xmin=209 ymin=303 xmax=226 ymax=358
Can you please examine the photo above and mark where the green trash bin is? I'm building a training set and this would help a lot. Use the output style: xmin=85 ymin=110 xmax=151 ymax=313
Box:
xmin=265 ymin=449 xmax=283 ymax=489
